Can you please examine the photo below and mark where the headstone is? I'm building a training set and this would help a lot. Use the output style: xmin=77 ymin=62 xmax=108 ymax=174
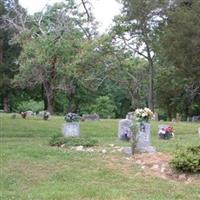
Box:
xmin=43 ymin=111 xmax=50 ymax=120
xmin=118 ymin=119 xmax=133 ymax=141
xmin=176 ymin=113 xmax=181 ymax=122
xmin=126 ymin=112 xmax=134 ymax=120
xmin=38 ymin=111 xmax=51 ymax=119
xmin=192 ymin=115 xmax=200 ymax=122
xmin=21 ymin=112 xmax=27 ymax=119
xmin=63 ymin=122 xmax=80 ymax=137
xmin=153 ymin=112 xmax=159 ymax=121
xmin=26 ymin=111 xmax=33 ymax=117
xmin=198 ymin=127 xmax=200 ymax=137
xmin=187 ymin=117 xmax=191 ymax=122
xmin=135 ymin=122 xmax=156 ymax=153
xmin=81 ymin=114 xmax=99 ymax=121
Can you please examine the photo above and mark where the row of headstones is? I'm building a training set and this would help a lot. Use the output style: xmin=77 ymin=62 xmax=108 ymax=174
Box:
xmin=63 ymin=112 xmax=200 ymax=153
xmin=11 ymin=111 xmax=51 ymax=120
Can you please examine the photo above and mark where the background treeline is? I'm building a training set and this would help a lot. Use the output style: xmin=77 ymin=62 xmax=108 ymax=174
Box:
xmin=0 ymin=0 xmax=199 ymax=119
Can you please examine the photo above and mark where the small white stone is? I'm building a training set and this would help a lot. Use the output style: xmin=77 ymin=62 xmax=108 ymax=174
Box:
xmin=151 ymin=164 xmax=160 ymax=171
xmin=76 ymin=146 xmax=84 ymax=151
xmin=135 ymin=160 xmax=142 ymax=164
xmin=60 ymin=144 xmax=65 ymax=148
xmin=160 ymin=164 xmax=166 ymax=173
xmin=109 ymin=144 xmax=114 ymax=147
xmin=86 ymin=148 xmax=94 ymax=152
xmin=141 ymin=166 xmax=145 ymax=169
xmin=117 ymin=148 xmax=123 ymax=152
xmin=102 ymin=149 xmax=107 ymax=154
xmin=178 ymin=174 xmax=186 ymax=181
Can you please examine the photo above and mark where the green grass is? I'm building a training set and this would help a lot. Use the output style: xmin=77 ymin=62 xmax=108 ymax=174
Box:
xmin=1 ymin=113 xmax=200 ymax=200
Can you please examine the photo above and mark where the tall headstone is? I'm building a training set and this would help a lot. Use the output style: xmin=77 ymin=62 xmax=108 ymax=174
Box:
xmin=63 ymin=122 xmax=80 ymax=137
xmin=118 ymin=119 xmax=132 ymax=141
xmin=135 ymin=122 xmax=156 ymax=153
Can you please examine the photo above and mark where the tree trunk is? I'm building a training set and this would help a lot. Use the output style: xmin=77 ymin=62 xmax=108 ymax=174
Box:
xmin=0 ymin=39 xmax=3 ymax=64
xmin=47 ymin=94 xmax=54 ymax=114
xmin=41 ymin=85 xmax=48 ymax=110
xmin=144 ymin=40 xmax=154 ymax=112
xmin=43 ymin=81 xmax=54 ymax=114
xmin=67 ymin=93 xmax=76 ymax=113
xmin=3 ymin=94 xmax=9 ymax=112
xmin=148 ymin=60 xmax=154 ymax=112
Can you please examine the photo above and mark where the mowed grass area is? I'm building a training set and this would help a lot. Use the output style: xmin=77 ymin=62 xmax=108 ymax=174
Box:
xmin=0 ymin=114 xmax=200 ymax=200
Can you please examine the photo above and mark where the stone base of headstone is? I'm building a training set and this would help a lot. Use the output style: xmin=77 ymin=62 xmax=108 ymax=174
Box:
xmin=118 ymin=119 xmax=133 ymax=141
xmin=135 ymin=146 xmax=156 ymax=153
xmin=135 ymin=122 xmax=156 ymax=153
xmin=62 ymin=122 xmax=80 ymax=137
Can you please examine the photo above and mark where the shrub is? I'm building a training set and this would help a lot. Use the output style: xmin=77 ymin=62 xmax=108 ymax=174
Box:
xmin=92 ymin=96 xmax=116 ymax=118
xmin=170 ymin=145 xmax=200 ymax=173
xmin=17 ymin=100 xmax=44 ymax=113
xmin=49 ymin=135 xmax=98 ymax=147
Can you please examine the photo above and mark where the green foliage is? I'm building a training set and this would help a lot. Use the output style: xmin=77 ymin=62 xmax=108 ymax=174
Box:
xmin=49 ymin=135 xmax=98 ymax=147
xmin=16 ymin=100 xmax=44 ymax=112
xmin=171 ymin=145 xmax=200 ymax=173
xmin=92 ymin=96 xmax=116 ymax=119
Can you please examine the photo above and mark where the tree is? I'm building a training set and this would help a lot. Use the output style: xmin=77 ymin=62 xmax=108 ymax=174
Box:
xmin=156 ymin=0 xmax=200 ymax=117
xmin=112 ymin=0 xmax=169 ymax=111
xmin=13 ymin=1 xmax=96 ymax=113
xmin=0 ymin=0 xmax=22 ymax=112
xmin=159 ymin=0 xmax=200 ymax=89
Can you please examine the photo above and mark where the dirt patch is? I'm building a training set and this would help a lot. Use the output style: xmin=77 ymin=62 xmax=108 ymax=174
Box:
xmin=132 ymin=152 xmax=199 ymax=183
xmin=59 ymin=145 xmax=199 ymax=184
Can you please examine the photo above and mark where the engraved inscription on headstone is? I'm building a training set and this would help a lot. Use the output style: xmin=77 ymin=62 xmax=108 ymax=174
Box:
xmin=63 ymin=122 xmax=80 ymax=137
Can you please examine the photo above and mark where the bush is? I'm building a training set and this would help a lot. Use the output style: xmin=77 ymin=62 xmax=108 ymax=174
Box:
xmin=92 ymin=96 xmax=116 ymax=118
xmin=170 ymin=145 xmax=200 ymax=173
xmin=49 ymin=135 xmax=98 ymax=147
xmin=17 ymin=100 xmax=44 ymax=113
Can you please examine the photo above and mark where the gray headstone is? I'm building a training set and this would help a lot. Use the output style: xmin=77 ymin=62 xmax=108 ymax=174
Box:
xmin=126 ymin=112 xmax=134 ymax=120
xmin=26 ymin=110 xmax=33 ymax=117
xmin=136 ymin=122 xmax=156 ymax=153
xmin=192 ymin=115 xmax=200 ymax=122
xmin=153 ymin=112 xmax=159 ymax=121
xmin=118 ymin=119 xmax=133 ymax=141
xmin=198 ymin=127 xmax=200 ymax=137
xmin=63 ymin=122 xmax=80 ymax=137
xmin=82 ymin=114 xmax=99 ymax=121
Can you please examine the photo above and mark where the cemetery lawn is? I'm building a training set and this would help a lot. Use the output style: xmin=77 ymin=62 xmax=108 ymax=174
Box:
xmin=1 ymin=114 xmax=200 ymax=200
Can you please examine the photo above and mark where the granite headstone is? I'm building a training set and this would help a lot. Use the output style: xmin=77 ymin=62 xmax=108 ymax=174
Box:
xmin=135 ymin=122 xmax=156 ymax=153
xmin=118 ymin=119 xmax=133 ymax=141
xmin=63 ymin=122 xmax=80 ymax=137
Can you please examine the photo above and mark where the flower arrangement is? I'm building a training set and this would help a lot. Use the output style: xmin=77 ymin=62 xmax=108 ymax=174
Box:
xmin=134 ymin=107 xmax=153 ymax=122
xmin=158 ymin=126 xmax=174 ymax=140
xmin=64 ymin=113 xmax=79 ymax=123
